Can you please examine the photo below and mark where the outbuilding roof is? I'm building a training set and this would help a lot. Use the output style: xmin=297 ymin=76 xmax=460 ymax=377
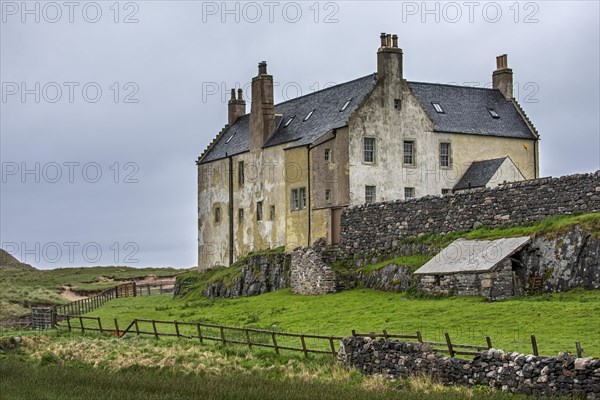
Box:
xmin=453 ymin=157 xmax=508 ymax=191
xmin=413 ymin=237 xmax=531 ymax=275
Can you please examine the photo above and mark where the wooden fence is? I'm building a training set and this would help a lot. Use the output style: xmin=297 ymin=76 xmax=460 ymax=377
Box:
xmin=56 ymin=316 xmax=344 ymax=357
xmin=54 ymin=316 xmax=587 ymax=359
xmin=54 ymin=282 xmax=136 ymax=317
xmin=135 ymin=282 xmax=174 ymax=296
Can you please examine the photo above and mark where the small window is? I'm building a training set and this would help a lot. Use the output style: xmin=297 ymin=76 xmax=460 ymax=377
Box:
xmin=325 ymin=190 xmax=331 ymax=203
xmin=403 ymin=141 xmax=415 ymax=165
xmin=404 ymin=187 xmax=415 ymax=199
xmin=214 ymin=207 xmax=221 ymax=223
xmin=363 ymin=138 xmax=375 ymax=163
xmin=394 ymin=99 xmax=401 ymax=109
xmin=238 ymin=208 xmax=244 ymax=224
xmin=324 ymin=149 xmax=331 ymax=162
xmin=284 ymin=116 xmax=295 ymax=127
xmin=487 ymin=107 xmax=500 ymax=119
xmin=256 ymin=201 xmax=263 ymax=221
xmin=291 ymin=188 xmax=307 ymax=210
xmin=340 ymin=99 xmax=351 ymax=112
xmin=365 ymin=186 xmax=376 ymax=204
xmin=270 ymin=205 xmax=275 ymax=220
xmin=225 ymin=132 xmax=236 ymax=143
xmin=440 ymin=143 xmax=451 ymax=168
xmin=442 ymin=189 xmax=451 ymax=195
xmin=238 ymin=161 xmax=244 ymax=187
xmin=303 ymin=110 xmax=314 ymax=121
xmin=432 ymin=102 xmax=444 ymax=113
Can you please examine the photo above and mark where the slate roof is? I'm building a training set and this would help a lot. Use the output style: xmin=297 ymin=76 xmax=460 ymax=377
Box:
xmin=199 ymin=74 xmax=376 ymax=163
xmin=407 ymin=82 xmax=535 ymax=139
xmin=199 ymin=75 xmax=537 ymax=164
xmin=413 ymin=237 xmax=531 ymax=274
xmin=453 ymin=157 xmax=507 ymax=191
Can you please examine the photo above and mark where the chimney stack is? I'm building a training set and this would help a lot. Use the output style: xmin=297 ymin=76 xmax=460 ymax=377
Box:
xmin=228 ymin=88 xmax=246 ymax=125
xmin=492 ymin=54 xmax=513 ymax=99
xmin=250 ymin=61 xmax=275 ymax=150
xmin=377 ymin=32 xmax=403 ymax=105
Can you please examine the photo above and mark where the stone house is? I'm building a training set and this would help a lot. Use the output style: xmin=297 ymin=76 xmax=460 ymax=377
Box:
xmin=196 ymin=33 xmax=540 ymax=269
xmin=413 ymin=237 xmax=531 ymax=300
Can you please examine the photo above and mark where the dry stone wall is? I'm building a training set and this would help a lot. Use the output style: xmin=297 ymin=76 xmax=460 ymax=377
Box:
xmin=290 ymin=247 xmax=336 ymax=295
xmin=339 ymin=337 xmax=600 ymax=398
xmin=340 ymin=171 xmax=600 ymax=254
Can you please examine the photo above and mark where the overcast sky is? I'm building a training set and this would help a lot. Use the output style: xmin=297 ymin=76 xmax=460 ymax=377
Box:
xmin=1 ymin=1 xmax=598 ymax=269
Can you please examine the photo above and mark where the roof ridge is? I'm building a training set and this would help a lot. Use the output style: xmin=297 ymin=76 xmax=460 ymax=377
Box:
xmin=407 ymin=81 xmax=500 ymax=91
xmin=273 ymin=73 xmax=376 ymax=107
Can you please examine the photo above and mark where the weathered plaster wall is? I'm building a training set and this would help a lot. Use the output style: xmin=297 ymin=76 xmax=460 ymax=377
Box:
xmin=198 ymin=158 xmax=231 ymax=270
xmin=339 ymin=337 xmax=600 ymax=398
xmin=232 ymin=145 xmax=287 ymax=260
xmin=285 ymin=146 xmax=310 ymax=250
xmin=451 ymin=134 xmax=536 ymax=181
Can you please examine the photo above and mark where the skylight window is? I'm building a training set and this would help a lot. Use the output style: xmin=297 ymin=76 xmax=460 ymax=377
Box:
xmin=432 ymin=102 xmax=444 ymax=113
xmin=303 ymin=109 xmax=315 ymax=121
xmin=340 ymin=99 xmax=352 ymax=112
xmin=487 ymin=108 xmax=500 ymax=119
xmin=225 ymin=132 xmax=236 ymax=143
xmin=284 ymin=116 xmax=295 ymax=127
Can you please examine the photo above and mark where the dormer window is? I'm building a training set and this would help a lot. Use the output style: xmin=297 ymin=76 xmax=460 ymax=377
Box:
xmin=303 ymin=109 xmax=314 ymax=121
xmin=225 ymin=132 xmax=236 ymax=143
xmin=284 ymin=116 xmax=295 ymax=127
xmin=432 ymin=102 xmax=444 ymax=113
xmin=487 ymin=107 xmax=500 ymax=119
xmin=340 ymin=99 xmax=351 ymax=112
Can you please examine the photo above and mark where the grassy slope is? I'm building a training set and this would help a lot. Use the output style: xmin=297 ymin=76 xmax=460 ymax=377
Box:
xmin=88 ymin=288 xmax=600 ymax=357
xmin=0 ymin=333 xmax=529 ymax=400
xmin=0 ymin=265 xmax=185 ymax=318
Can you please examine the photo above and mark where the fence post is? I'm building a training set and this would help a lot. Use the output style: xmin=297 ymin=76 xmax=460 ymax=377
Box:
xmin=66 ymin=315 xmax=72 ymax=332
xmin=416 ymin=331 xmax=423 ymax=343
xmin=271 ymin=332 xmax=279 ymax=355
xmin=576 ymin=341 xmax=583 ymax=358
xmin=329 ymin=337 xmax=336 ymax=358
xmin=114 ymin=319 xmax=120 ymax=336
xmin=245 ymin=329 xmax=252 ymax=350
xmin=197 ymin=324 xmax=203 ymax=343
xmin=152 ymin=320 xmax=159 ymax=339
xmin=444 ymin=332 xmax=455 ymax=358
xmin=300 ymin=335 xmax=308 ymax=358
xmin=135 ymin=320 xmax=140 ymax=335
xmin=530 ymin=335 xmax=539 ymax=356
xmin=383 ymin=329 xmax=389 ymax=340
xmin=220 ymin=326 xmax=226 ymax=344
xmin=132 ymin=282 xmax=137 ymax=297
xmin=486 ymin=336 xmax=493 ymax=349
xmin=79 ymin=316 xmax=85 ymax=334
xmin=351 ymin=329 xmax=356 ymax=337
xmin=97 ymin=317 xmax=103 ymax=333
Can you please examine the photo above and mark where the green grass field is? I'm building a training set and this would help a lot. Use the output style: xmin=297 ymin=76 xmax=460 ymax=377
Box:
xmin=84 ymin=288 xmax=600 ymax=357
xmin=0 ymin=334 xmax=531 ymax=400
xmin=0 ymin=265 xmax=184 ymax=318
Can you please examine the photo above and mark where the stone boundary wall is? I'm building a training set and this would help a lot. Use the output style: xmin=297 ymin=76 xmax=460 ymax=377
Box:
xmin=340 ymin=171 xmax=600 ymax=253
xmin=290 ymin=247 xmax=336 ymax=295
xmin=339 ymin=337 xmax=600 ymax=398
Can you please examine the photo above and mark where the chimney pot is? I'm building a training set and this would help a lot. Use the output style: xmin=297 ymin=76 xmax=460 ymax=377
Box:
xmin=493 ymin=54 xmax=513 ymax=99
xmin=237 ymin=88 xmax=243 ymax=101
xmin=392 ymin=34 xmax=398 ymax=48
xmin=380 ymin=32 xmax=387 ymax=47
xmin=386 ymin=34 xmax=392 ymax=47
xmin=258 ymin=61 xmax=267 ymax=75
xmin=230 ymin=88 xmax=235 ymax=101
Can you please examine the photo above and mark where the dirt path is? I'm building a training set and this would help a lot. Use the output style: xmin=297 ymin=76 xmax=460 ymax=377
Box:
xmin=60 ymin=286 xmax=88 ymax=302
